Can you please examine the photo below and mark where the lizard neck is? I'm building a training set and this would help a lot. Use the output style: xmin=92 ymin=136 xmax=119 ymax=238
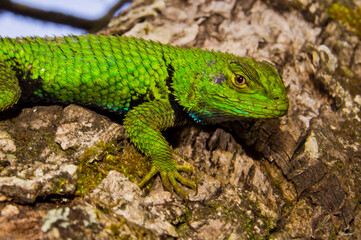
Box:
xmin=163 ymin=47 xmax=228 ymax=124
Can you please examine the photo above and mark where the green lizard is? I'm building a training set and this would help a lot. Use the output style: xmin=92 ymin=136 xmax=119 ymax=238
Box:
xmin=0 ymin=35 xmax=288 ymax=199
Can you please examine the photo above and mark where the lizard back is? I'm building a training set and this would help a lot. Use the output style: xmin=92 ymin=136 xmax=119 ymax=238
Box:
xmin=0 ymin=35 xmax=175 ymax=113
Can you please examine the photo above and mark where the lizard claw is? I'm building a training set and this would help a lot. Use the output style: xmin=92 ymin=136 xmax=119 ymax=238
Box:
xmin=138 ymin=163 xmax=197 ymax=200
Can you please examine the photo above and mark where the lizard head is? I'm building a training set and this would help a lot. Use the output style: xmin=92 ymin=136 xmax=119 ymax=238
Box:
xmin=173 ymin=54 xmax=289 ymax=123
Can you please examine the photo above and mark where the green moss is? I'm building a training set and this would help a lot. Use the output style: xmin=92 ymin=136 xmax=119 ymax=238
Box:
xmin=335 ymin=160 xmax=345 ymax=171
xmin=328 ymin=2 xmax=361 ymax=38
xmin=15 ymin=129 xmax=55 ymax=161
xmin=109 ymin=222 xmax=122 ymax=237
xmin=76 ymin=140 xmax=150 ymax=196
xmin=179 ymin=207 xmax=192 ymax=223
xmin=52 ymin=177 xmax=67 ymax=194
xmin=175 ymin=207 xmax=193 ymax=236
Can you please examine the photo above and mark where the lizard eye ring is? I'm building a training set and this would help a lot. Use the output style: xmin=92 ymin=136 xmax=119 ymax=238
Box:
xmin=235 ymin=75 xmax=246 ymax=85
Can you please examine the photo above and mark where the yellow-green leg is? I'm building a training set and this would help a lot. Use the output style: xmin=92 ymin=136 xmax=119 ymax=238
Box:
xmin=0 ymin=62 xmax=21 ymax=112
xmin=124 ymin=99 xmax=197 ymax=200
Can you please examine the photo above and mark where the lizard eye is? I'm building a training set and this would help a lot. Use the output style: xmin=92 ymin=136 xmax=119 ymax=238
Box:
xmin=234 ymin=75 xmax=246 ymax=85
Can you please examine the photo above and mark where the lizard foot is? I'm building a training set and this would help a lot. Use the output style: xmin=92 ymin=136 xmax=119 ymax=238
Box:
xmin=138 ymin=164 xmax=197 ymax=200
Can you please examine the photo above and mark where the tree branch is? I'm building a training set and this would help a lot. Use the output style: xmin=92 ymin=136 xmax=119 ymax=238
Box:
xmin=0 ymin=0 xmax=132 ymax=33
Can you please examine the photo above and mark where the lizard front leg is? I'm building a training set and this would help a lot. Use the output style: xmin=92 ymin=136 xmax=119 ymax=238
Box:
xmin=124 ymin=99 xmax=196 ymax=199
xmin=0 ymin=62 xmax=21 ymax=112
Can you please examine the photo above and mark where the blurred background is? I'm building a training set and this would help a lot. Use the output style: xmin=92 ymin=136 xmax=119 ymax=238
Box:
xmin=0 ymin=0 xmax=131 ymax=37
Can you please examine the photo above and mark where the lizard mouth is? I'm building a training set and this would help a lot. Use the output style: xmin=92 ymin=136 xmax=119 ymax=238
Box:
xmin=229 ymin=98 xmax=289 ymax=119
xmin=276 ymin=100 xmax=289 ymax=112
xmin=267 ymin=99 xmax=289 ymax=117
xmin=247 ymin=99 xmax=289 ymax=118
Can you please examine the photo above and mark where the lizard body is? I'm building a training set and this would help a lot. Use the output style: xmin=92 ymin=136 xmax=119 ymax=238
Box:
xmin=0 ymin=35 xmax=288 ymax=198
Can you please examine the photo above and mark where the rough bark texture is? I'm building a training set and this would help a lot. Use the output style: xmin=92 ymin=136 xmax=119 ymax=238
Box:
xmin=1 ymin=0 xmax=361 ymax=239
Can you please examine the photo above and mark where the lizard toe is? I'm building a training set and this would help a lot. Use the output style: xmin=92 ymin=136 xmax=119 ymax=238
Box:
xmin=138 ymin=163 xmax=197 ymax=200
xmin=176 ymin=164 xmax=194 ymax=174
xmin=138 ymin=166 xmax=158 ymax=188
